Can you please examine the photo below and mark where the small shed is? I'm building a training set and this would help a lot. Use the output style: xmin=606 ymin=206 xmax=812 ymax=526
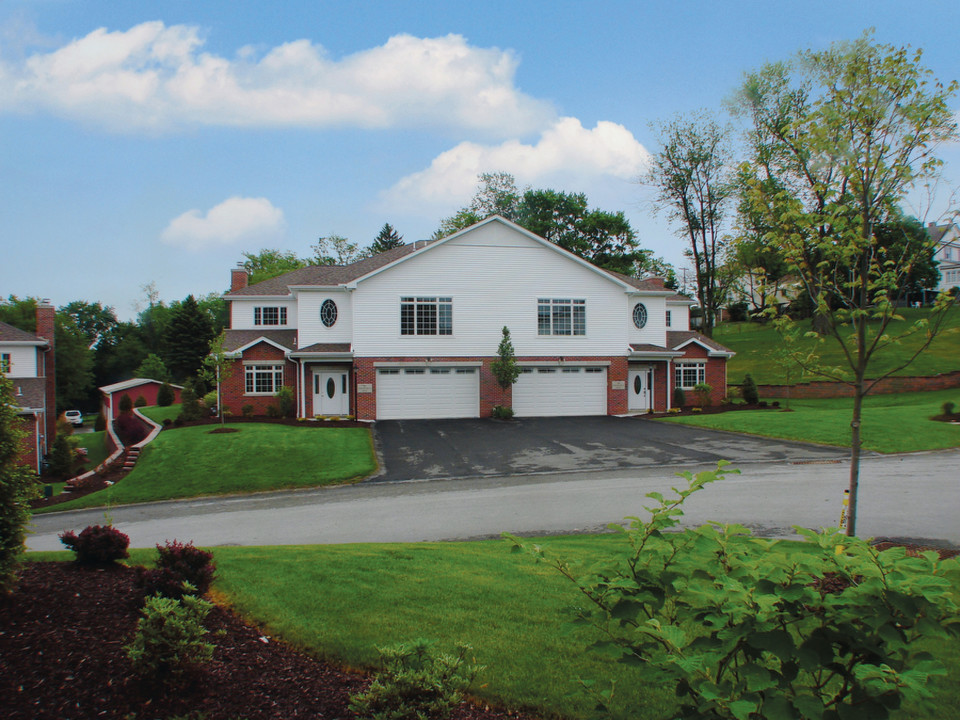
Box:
xmin=100 ymin=378 xmax=182 ymax=420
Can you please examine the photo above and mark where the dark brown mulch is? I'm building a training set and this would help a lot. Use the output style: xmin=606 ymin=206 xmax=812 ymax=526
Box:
xmin=0 ymin=562 xmax=538 ymax=720
xmin=208 ymin=427 xmax=240 ymax=434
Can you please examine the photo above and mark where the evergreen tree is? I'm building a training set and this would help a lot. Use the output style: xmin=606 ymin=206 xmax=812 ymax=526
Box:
xmin=490 ymin=327 xmax=521 ymax=390
xmin=161 ymin=295 xmax=214 ymax=382
xmin=0 ymin=373 xmax=38 ymax=594
xmin=370 ymin=223 xmax=405 ymax=255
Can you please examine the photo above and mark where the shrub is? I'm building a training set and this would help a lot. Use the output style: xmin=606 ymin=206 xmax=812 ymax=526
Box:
xmin=265 ymin=404 xmax=281 ymax=419
xmin=241 ymin=404 xmax=254 ymax=418
xmin=60 ymin=524 xmax=130 ymax=565
xmin=202 ymin=390 xmax=218 ymax=414
xmin=114 ymin=412 xmax=147 ymax=446
xmin=134 ymin=395 xmax=147 ymax=408
xmin=492 ymin=405 xmax=515 ymax=420
xmin=349 ymin=639 xmax=483 ymax=720
xmin=275 ymin=386 xmax=295 ymax=418
xmin=94 ymin=412 xmax=106 ymax=431
xmin=692 ymin=382 xmax=712 ymax=407
xmin=156 ymin=382 xmax=175 ymax=407
xmin=46 ymin=433 xmax=76 ymax=480
xmin=759 ymin=400 xmax=768 ymax=408
xmin=178 ymin=381 xmax=203 ymax=422
xmin=943 ymin=401 xmax=956 ymax=416
xmin=163 ymin=418 xmax=172 ymax=427
xmin=691 ymin=407 xmax=702 ymax=413
xmin=125 ymin=592 xmax=214 ymax=681
xmin=138 ymin=540 xmax=216 ymax=600
xmin=119 ymin=394 xmax=134 ymax=413
xmin=741 ymin=373 xmax=760 ymax=405
xmin=672 ymin=386 xmax=686 ymax=408
xmin=173 ymin=416 xmax=184 ymax=428
xmin=507 ymin=462 xmax=960 ymax=720
xmin=0 ymin=373 xmax=38 ymax=595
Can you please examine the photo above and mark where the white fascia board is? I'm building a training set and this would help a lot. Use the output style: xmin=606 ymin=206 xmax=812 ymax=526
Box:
xmin=517 ymin=360 xmax=611 ymax=367
xmin=289 ymin=352 xmax=354 ymax=361
xmin=224 ymin=293 xmax=294 ymax=300
xmin=672 ymin=338 xmax=736 ymax=358
xmin=346 ymin=215 xmax=636 ymax=292
xmin=231 ymin=337 xmax=294 ymax=355
xmin=666 ymin=297 xmax=697 ymax=306
xmin=0 ymin=339 xmax=45 ymax=346
xmin=628 ymin=350 xmax=683 ymax=360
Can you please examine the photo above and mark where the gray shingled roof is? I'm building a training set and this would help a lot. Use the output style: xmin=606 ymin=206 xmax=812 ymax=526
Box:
xmin=226 ymin=243 xmax=429 ymax=298
xmin=667 ymin=331 xmax=734 ymax=354
xmin=294 ymin=343 xmax=352 ymax=354
xmin=223 ymin=329 xmax=297 ymax=353
xmin=10 ymin=377 xmax=46 ymax=411
xmin=0 ymin=321 xmax=43 ymax=344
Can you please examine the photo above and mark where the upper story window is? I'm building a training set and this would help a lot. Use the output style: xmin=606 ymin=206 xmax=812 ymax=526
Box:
xmin=632 ymin=303 xmax=648 ymax=329
xmin=254 ymin=306 xmax=287 ymax=326
xmin=320 ymin=299 xmax=338 ymax=328
xmin=401 ymin=297 xmax=452 ymax=336
xmin=538 ymin=298 xmax=586 ymax=336
xmin=0 ymin=353 xmax=10 ymax=374
xmin=665 ymin=310 xmax=672 ymax=327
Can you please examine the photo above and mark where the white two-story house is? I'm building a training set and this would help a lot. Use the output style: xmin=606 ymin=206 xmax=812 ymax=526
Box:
xmin=221 ymin=216 xmax=734 ymax=420
xmin=929 ymin=222 xmax=960 ymax=293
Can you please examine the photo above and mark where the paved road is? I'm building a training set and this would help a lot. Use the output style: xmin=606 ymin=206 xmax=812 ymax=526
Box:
xmin=27 ymin=448 xmax=960 ymax=551
xmin=374 ymin=416 xmax=849 ymax=481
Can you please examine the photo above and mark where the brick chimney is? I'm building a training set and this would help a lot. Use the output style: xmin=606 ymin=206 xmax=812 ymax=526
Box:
xmin=231 ymin=263 xmax=249 ymax=292
xmin=646 ymin=277 xmax=666 ymax=290
xmin=35 ymin=300 xmax=57 ymax=452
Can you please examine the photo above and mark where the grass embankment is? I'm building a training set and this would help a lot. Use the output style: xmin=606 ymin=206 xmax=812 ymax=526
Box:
xmin=658 ymin=389 xmax=960 ymax=453
xmin=36 ymin=423 xmax=377 ymax=513
xmin=715 ymin=306 xmax=960 ymax=386
xmin=139 ymin=404 xmax=181 ymax=425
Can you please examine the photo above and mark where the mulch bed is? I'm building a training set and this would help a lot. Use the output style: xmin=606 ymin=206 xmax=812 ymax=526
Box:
xmin=0 ymin=562 xmax=537 ymax=720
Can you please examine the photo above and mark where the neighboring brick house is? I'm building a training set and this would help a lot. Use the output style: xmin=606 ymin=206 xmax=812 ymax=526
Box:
xmin=0 ymin=301 xmax=56 ymax=473
xmin=928 ymin=222 xmax=960 ymax=293
xmin=221 ymin=216 xmax=735 ymax=421
xmin=100 ymin=378 xmax=183 ymax=421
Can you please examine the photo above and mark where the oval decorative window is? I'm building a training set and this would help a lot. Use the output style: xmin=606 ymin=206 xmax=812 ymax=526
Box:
xmin=632 ymin=303 xmax=648 ymax=329
xmin=634 ymin=375 xmax=642 ymax=394
xmin=326 ymin=378 xmax=336 ymax=399
xmin=320 ymin=299 xmax=338 ymax=327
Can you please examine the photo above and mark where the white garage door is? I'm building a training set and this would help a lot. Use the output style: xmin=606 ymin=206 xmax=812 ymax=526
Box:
xmin=376 ymin=367 xmax=480 ymax=420
xmin=513 ymin=366 xmax=608 ymax=417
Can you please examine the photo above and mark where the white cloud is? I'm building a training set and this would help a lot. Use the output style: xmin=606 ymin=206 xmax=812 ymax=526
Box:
xmin=382 ymin=117 xmax=652 ymax=209
xmin=0 ymin=22 xmax=553 ymax=135
xmin=160 ymin=197 xmax=285 ymax=250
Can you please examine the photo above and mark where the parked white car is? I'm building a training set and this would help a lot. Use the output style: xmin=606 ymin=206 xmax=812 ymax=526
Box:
xmin=63 ymin=410 xmax=83 ymax=427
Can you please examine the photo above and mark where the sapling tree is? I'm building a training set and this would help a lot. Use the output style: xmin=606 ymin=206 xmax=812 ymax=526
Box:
xmin=490 ymin=326 xmax=520 ymax=417
xmin=202 ymin=332 xmax=234 ymax=427
xmin=736 ymin=32 xmax=958 ymax=535
xmin=507 ymin=462 xmax=960 ymax=719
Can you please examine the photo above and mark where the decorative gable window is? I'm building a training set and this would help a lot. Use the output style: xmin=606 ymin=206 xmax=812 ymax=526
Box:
xmin=674 ymin=361 xmax=706 ymax=389
xmin=400 ymin=297 xmax=453 ymax=336
xmin=245 ymin=363 xmax=284 ymax=394
xmin=254 ymin=306 xmax=287 ymax=326
xmin=538 ymin=298 xmax=586 ymax=336
xmin=0 ymin=353 xmax=9 ymax=373
xmin=632 ymin=303 xmax=648 ymax=329
xmin=320 ymin=299 xmax=338 ymax=327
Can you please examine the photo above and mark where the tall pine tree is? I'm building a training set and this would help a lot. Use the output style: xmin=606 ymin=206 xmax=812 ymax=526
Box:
xmin=162 ymin=295 xmax=214 ymax=382
xmin=370 ymin=223 xmax=405 ymax=255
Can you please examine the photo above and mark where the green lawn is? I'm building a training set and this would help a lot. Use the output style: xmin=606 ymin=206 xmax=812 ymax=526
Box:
xmin=658 ymin=389 xmax=960 ymax=453
xmin=715 ymin=306 xmax=960 ymax=386
xmin=36 ymin=423 xmax=377 ymax=513
xmin=74 ymin=430 xmax=110 ymax=469
xmin=139 ymin=404 xmax=182 ymax=424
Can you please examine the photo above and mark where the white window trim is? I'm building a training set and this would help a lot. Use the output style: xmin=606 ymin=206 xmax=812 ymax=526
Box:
xmin=537 ymin=298 xmax=586 ymax=336
xmin=400 ymin=296 xmax=454 ymax=336
xmin=674 ymin=360 xmax=706 ymax=389
xmin=254 ymin=306 xmax=288 ymax=327
xmin=244 ymin=363 xmax=284 ymax=395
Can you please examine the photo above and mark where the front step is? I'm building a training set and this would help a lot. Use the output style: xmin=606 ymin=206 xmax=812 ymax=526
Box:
xmin=122 ymin=448 xmax=141 ymax=471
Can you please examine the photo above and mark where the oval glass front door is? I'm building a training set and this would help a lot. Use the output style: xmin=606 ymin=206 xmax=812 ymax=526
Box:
xmin=634 ymin=375 xmax=642 ymax=394
xmin=326 ymin=378 xmax=335 ymax=399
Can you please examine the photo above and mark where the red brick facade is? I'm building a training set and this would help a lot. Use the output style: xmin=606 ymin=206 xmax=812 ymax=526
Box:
xmin=222 ymin=342 xmax=299 ymax=416
xmin=104 ymin=382 xmax=183 ymax=417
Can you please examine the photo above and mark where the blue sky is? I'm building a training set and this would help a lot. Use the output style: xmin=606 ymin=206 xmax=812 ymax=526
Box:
xmin=2 ymin=1 xmax=959 ymax=319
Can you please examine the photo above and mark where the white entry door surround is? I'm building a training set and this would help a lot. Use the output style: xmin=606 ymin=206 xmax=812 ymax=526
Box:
xmin=628 ymin=366 xmax=653 ymax=412
xmin=314 ymin=369 xmax=350 ymax=416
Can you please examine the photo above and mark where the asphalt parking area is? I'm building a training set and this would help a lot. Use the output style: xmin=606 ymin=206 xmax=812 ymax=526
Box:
xmin=372 ymin=416 xmax=849 ymax=482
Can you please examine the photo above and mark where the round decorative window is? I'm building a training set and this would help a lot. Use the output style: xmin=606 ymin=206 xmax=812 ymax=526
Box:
xmin=632 ymin=303 xmax=648 ymax=329
xmin=320 ymin=299 xmax=338 ymax=327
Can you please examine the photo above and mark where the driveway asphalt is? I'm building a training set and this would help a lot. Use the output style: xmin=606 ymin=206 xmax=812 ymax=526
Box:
xmin=372 ymin=416 xmax=850 ymax=482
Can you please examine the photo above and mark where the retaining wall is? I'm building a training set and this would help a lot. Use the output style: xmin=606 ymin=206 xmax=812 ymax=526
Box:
xmin=746 ymin=370 xmax=960 ymax=399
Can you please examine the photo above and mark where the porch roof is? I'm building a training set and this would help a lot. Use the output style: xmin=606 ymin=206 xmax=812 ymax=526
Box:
xmin=628 ymin=343 xmax=683 ymax=360
xmin=289 ymin=343 xmax=353 ymax=360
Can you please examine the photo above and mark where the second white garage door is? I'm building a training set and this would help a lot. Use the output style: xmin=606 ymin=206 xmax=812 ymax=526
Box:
xmin=512 ymin=366 xmax=608 ymax=417
xmin=376 ymin=367 xmax=480 ymax=420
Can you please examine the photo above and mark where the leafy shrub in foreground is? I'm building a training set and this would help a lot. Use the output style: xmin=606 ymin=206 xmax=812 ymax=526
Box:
xmin=60 ymin=524 xmax=130 ymax=565
xmin=741 ymin=373 xmax=760 ymax=405
xmin=138 ymin=540 xmax=216 ymax=600
xmin=672 ymin=386 xmax=686 ymax=408
xmin=275 ymin=385 xmax=295 ymax=418
xmin=507 ymin=462 xmax=960 ymax=720
xmin=0 ymin=373 xmax=38 ymax=595
xmin=125 ymin=591 xmax=214 ymax=681
xmin=692 ymin=382 xmax=713 ymax=407
xmin=349 ymin=638 xmax=483 ymax=720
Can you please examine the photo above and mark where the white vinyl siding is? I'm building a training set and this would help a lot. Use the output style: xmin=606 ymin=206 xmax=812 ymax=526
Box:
xmin=376 ymin=367 xmax=479 ymax=419
xmin=0 ymin=346 xmax=38 ymax=377
xmin=513 ymin=366 xmax=607 ymax=417
xmin=231 ymin=299 xmax=297 ymax=331
xmin=297 ymin=290 xmax=352 ymax=347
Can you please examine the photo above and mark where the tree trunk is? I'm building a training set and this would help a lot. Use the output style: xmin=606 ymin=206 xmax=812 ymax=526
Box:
xmin=846 ymin=384 xmax=864 ymax=537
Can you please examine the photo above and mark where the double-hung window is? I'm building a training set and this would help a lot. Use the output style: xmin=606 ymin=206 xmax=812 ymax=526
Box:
xmin=245 ymin=364 xmax=284 ymax=394
xmin=674 ymin=361 xmax=705 ymax=389
xmin=254 ymin=306 xmax=287 ymax=326
xmin=538 ymin=298 xmax=586 ymax=336
xmin=0 ymin=353 xmax=10 ymax=374
xmin=400 ymin=297 xmax=453 ymax=336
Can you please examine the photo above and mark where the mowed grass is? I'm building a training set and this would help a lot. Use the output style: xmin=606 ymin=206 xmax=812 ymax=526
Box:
xmin=715 ymin=306 xmax=960 ymax=386
xmin=74 ymin=430 xmax=111 ymax=469
xmin=139 ymin=404 xmax=182 ymax=425
xmin=35 ymin=423 xmax=377 ymax=512
xmin=658 ymin=389 xmax=960 ymax=453
xmin=205 ymin=537 xmax=959 ymax=720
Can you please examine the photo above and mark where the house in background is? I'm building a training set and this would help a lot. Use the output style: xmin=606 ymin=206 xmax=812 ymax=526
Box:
xmin=928 ymin=222 xmax=960 ymax=293
xmin=100 ymin=378 xmax=182 ymax=421
xmin=0 ymin=301 xmax=56 ymax=473
xmin=220 ymin=216 xmax=734 ymax=421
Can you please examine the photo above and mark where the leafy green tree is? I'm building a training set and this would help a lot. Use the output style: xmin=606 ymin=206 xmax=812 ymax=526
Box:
xmin=60 ymin=301 xmax=117 ymax=347
xmin=432 ymin=208 xmax=483 ymax=240
xmin=94 ymin=321 xmax=148 ymax=388
xmin=201 ymin=333 xmax=234 ymax=426
xmin=0 ymin=373 xmax=38 ymax=594
xmin=873 ymin=215 xmax=941 ymax=301
xmin=54 ymin=312 xmax=94 ymax=412
xmin=195 ymin=293 xmax=228 ymax=336
xmin=738 ymin=33 xmax=958 ymax=536
xmin=135 ymin=283 xmax=171 ymax=357
xmin=0 ymin=295 xmax=38 ymax=331
xmin=312 ymin=234 xmax=361 ymax=265
xmin=490 ymin=327 xmax=520 ymax=392
xmin=135 ymin=353 xmax=170 ymax=382
xmin=645 ymin=112 xmax=735 ymax=336
xmin=370 ymin=223 xmax=405 ymax=255
xmin=242 ymin=249 xmax=308 ymax=286
xmin=161 ymin=295 xmax=214 ymax=382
